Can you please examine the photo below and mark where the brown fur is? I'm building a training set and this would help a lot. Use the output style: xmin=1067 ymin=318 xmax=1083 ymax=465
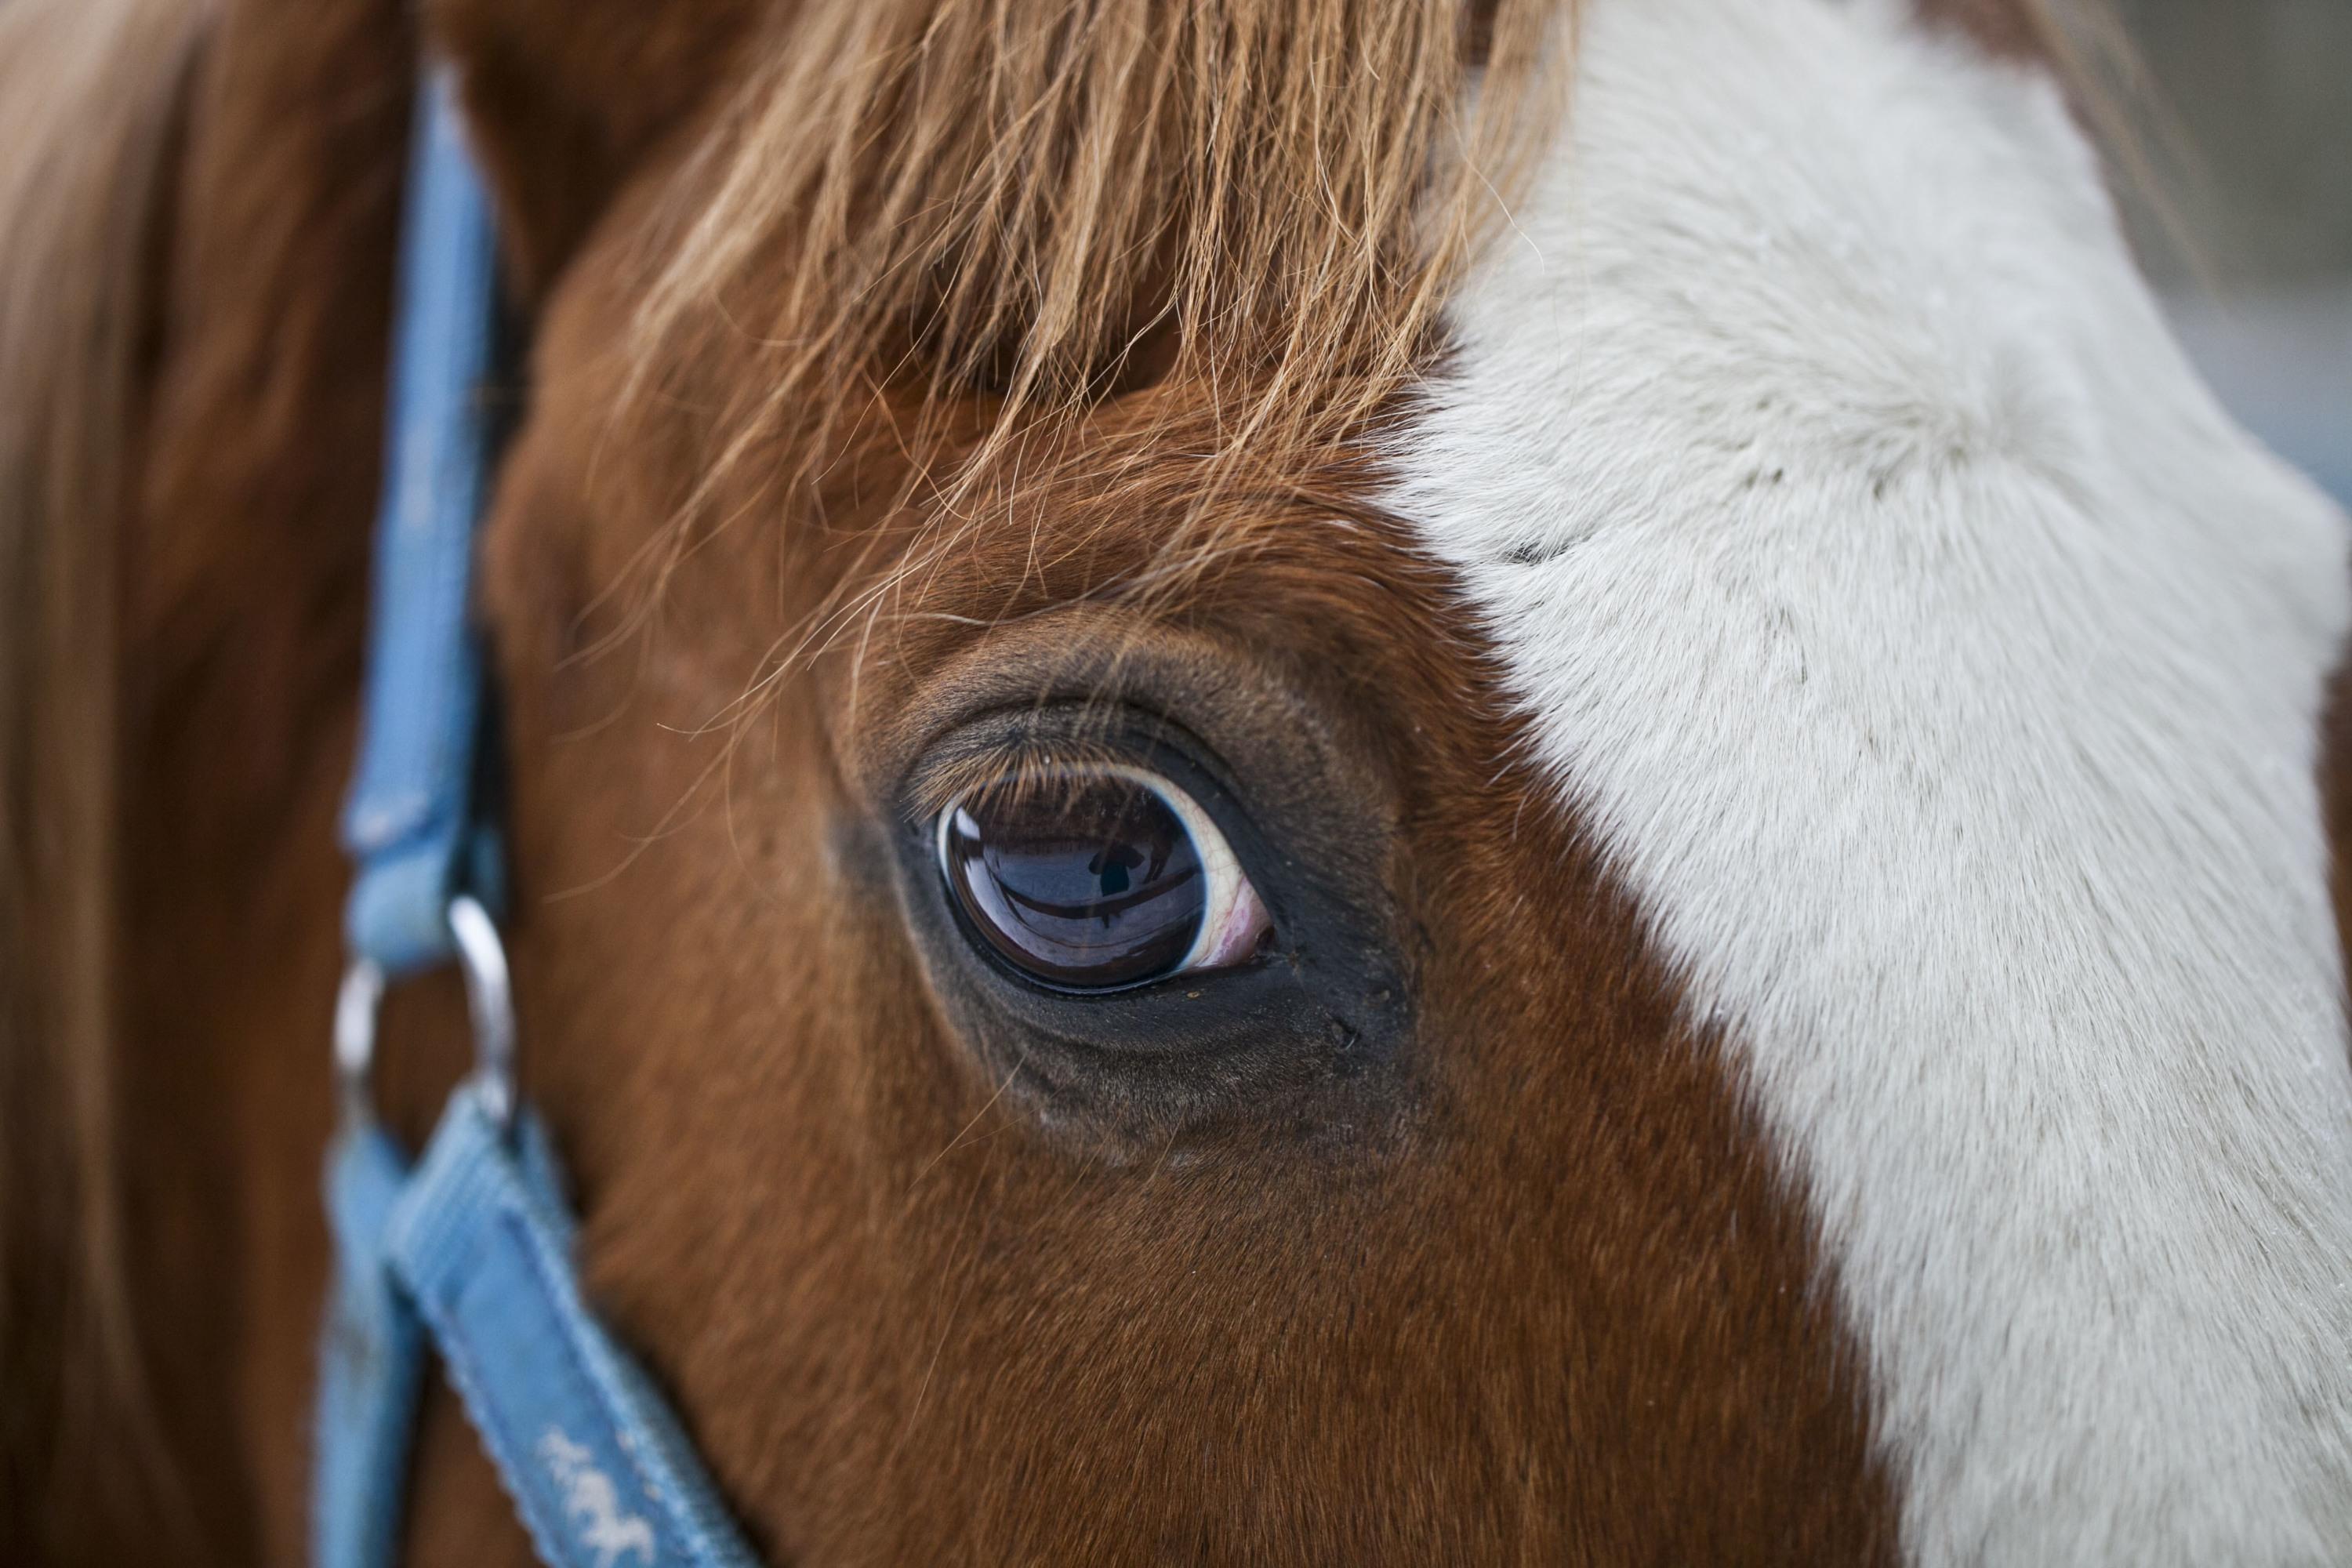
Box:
xmin=604 ymin=0 xmax=1566 ymax=674
xmin=430 ymin=0 xmax=764 ymax=295
xmin=1917 ymin=0 xmax=2053 ymax=60
xmin=0 ymin=0 xmax=2111 ymax=1559
xmin=456 ymin=253 xmax=1905 ymax=1556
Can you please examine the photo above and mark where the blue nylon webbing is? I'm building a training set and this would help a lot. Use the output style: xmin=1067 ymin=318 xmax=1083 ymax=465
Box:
xmin=314 ymin=1126 xmax=429 ymax=1568
xmin=338 ymin=66 xmax=506 ymax=978
xmin=316 ymin=1099 xmax=764 ymax=1568
xmin=385 ymin=1094 xmax=763 ymax=1568
xmin=317 ymin=66 xmax=765 ymax=1568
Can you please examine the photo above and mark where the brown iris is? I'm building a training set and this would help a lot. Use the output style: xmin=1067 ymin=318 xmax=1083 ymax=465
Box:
xmin=939 ymin=771 xmax=1207 ymax=990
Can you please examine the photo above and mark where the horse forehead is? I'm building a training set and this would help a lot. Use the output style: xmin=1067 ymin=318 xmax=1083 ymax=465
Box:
xmin=1393 ymin=0 xmax=2352 ymax=1562
xmin=1456 ymin=0 xmax=2125 ymax=488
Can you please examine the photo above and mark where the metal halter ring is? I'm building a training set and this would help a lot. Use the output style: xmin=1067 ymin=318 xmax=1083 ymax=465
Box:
xmin=334 ymin=894 xmax=517 ymax=1132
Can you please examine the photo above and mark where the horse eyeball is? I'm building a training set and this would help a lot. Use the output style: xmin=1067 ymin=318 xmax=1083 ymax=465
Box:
xmin=936 ymin=765 xmax=1270 ymax=993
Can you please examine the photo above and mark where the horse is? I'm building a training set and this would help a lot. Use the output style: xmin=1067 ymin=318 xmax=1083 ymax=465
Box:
xmin=5 ymin=0 xmax=2350 ymax=1561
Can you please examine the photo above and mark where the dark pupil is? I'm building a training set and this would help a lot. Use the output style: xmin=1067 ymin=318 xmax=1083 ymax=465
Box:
xmin=942 ymin=775 xmax=1204 ymax=991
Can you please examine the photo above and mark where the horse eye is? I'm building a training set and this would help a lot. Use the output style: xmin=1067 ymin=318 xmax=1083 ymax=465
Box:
xmin=936 ymin=765 xmax=1271 ymax=993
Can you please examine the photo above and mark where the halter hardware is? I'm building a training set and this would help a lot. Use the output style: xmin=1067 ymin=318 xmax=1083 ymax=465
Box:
xmin=333 ymin=895 xmax=517 ymax=1134
xmin=314 ymin=64 xmax=764 ymax=1568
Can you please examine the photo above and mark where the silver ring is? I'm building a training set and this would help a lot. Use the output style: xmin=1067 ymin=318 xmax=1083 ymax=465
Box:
xmin=332 ymin=895 xmax=517 ymax=1133
xmin=334 ymin=956 xmax=386 ymax=1129
xmin=448 ymin=895 xmax=517 ymax=1130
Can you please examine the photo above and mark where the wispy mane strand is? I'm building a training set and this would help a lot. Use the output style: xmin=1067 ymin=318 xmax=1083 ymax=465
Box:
xmin=632 ymin=0 xmax=1571 ymax=514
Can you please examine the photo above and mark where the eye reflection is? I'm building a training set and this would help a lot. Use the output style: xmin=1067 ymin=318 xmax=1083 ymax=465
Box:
xmin=936 ymin=764 xmax=1269 ymax=992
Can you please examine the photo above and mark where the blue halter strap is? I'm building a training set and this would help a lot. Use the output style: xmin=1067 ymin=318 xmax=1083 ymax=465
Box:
xmin=315 ymin=67 xmax=764 ymax=1568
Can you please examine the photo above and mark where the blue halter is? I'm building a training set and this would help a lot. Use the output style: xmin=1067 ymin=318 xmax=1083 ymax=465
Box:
xmin=316 ymin=69 xmax=764 ymax=1568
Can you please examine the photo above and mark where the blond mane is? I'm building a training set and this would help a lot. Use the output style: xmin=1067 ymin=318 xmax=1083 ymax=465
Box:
xmin=612 ymin=0 xmax=1570 ymax=650
xmin=0 ymin=0 xmax=207 ymax=1548
xmin=615 ymin=0 xmax=2102 ymax=670
xmin=649 ymin=0 xmax=1555 ymax=429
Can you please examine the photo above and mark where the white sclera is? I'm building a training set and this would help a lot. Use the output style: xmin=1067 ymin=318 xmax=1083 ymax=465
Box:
xmin=935 ymin=763 xmax=1272 ymax=980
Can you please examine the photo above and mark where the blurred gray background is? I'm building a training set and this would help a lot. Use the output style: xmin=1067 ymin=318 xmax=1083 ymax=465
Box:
xmin=2118 ymin=0 xmax=2350 ymax=505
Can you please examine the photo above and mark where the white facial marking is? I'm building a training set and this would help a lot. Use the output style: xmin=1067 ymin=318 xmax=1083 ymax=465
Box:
xmin=1392 ymin=1 xmax=2352 ymax=1562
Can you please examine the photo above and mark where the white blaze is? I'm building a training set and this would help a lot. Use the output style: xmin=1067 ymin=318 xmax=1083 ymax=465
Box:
xmin=1389 ymin=1 xmax=2352 ymax=1562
